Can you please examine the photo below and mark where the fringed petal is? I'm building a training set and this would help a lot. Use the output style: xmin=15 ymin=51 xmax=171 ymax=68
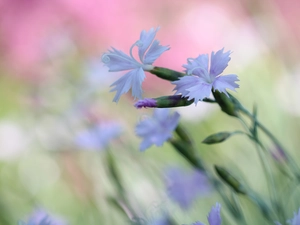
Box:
xmin=209 ymin=48 xmax=231 ymax=77
xmin=102 ymin=47 xmax=140 ymax=71
xmin=110 ymin=68 xmax=145 ymax=102
xmin=213 ymin=74 xmax=239 ymax=95
xmin=138 ymin=27 xmax=159 ymax=62
xmin=143 ymin=40 xmax=170 ymax=65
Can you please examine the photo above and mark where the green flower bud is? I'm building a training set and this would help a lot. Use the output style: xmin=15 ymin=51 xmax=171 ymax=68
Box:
xmin=150 ymin=66 xmax=185 ymax=81
xmin=213 ymin=91 xmax=240 ymax=117
xmin=215 ymin=165 xmax=246 ymax=194
xmin=202 ymin=132 xmax=232 ymax=144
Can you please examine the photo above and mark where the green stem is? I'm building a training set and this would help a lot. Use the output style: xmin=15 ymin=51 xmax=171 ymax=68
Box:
xmin=239 ymin=106 xmax=300 ymax=179
xmin=246 ymin=192 xmax=275 ymax=224
xmin=238 ymin=115 xmax=285 ymax=223
xmin=170 ymin=125 xmax=248 ymax=223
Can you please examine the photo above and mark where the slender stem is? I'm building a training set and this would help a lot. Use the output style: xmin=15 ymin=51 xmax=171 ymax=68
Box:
xmin=239 ymin=106 xmax=300 ymax=179
xmin=170 ymin=125 xmax=249 ymax=223
xmin=237 ymin=115 xmax=285 ymax=223
xmin=231 ymin=192 xmax=248 ymax=225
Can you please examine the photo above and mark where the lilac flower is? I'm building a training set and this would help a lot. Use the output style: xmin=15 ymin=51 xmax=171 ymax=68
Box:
xmin=19 ymin=209 xmax=67 ymax=225
xmin=288 ymin=209 xmax=300 ymax=225
xmin=193 ymin=203 xmax=222 ymax=225
xmin=172 ymin=48 xmax=239 ymax=104
xmin=102 ymin=27 xmax=170 ymax=102
xmin=135 ymin=108 xmax=180 ymax=151
xmin=275 ymin=208 xmax=300 ymax=225
xmin=76 ymin=121 xmax=122 ymax=150
xmin=165 ymin=167 xmax=211 ymax=209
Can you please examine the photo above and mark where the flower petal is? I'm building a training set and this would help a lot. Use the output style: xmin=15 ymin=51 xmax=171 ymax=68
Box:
xmin=287 ymin=208 xmax=300 ymax=225
xmin=76 ymin=122 xmax=122 ymax=150
xmin=172 ymin=76 xmax=200 ymax=96
xmin=76 ymin=129 xmax=102 ymax=149
xmin=153 ymin=107 xmax=171 ymax=122
xmin=138 ymin=27 xmax=159 ymax=62
xmin=192 ymin=222 xmax=206 ymax=225
xmin=166 ymin=167 xmax=211 ymax=209
xmin=135 ymin=109 xmax=180 ymax=151
xmin=102 ymin=47 xmax=140 ymax=71
xmin=212 ymin=74 xmax=239 ymax=95
xmin=110 ymin=68 xmax=145 ymax=102
xmin=173 ymin=75 xmax=212 ymax=104
xmin=186 ymin=81 xmax=212 ymax=104
xmin=208 ymin=203 xmax=222 ymax=225
xmin=183 ymin=54 xmax=209 ymax=76
xmin=143 ymin=40 xmax=170 ymax=65
xmin=209 ymin=48 xmax=231 ymax=77
xmin=140 ymin=138 xmax=153 ymax=152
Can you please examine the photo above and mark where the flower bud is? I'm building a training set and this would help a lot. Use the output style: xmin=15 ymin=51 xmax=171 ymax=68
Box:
xmin=150 ymin=67 xmax=185 ymax=81
xmin=215 ymin=165 xmax=246 ymax=194
xmin=213 ymin=91 xmax=240 ymax=117
xmin=202 ymin=132 xmax=232 ymax=144
xmin=134 ymin=95 xmax=193 ymax=109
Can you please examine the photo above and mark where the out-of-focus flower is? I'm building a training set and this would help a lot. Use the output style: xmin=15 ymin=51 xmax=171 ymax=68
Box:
xmin=165 ymin=167 xmax=211 ymax=209
xmin=172 ymin=48 xmax=239 ymax=104
xmin=193 ymin=203 xmax=222 ymax=225
xmin=135 ymin=109 xmax=180 ymax=151
xmin=288 ymin=209 xmax=300 ymax=225
xmin=76 ymin=121 xmax=122 ymax=150
xmin=271 ymin=145 xmax=287 ymax=163
xmin=19 ymin=209 xmax=67 ymax=225
xmin=102 ymin=27 xmax=170 ymax=102
xmin=275 ymin=208 xmax=300 ymax=225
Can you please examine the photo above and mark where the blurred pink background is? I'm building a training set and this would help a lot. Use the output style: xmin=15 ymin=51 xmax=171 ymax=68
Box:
xmin=1 ymin=0 xmax=300 ymax=118
xmin=1 ymin=0 xmax=299 ymax=77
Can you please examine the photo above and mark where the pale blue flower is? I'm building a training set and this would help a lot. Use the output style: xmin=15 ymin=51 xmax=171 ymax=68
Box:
xmin=76 ymin=121 xmax=122 ymax=150
xmin=19 ymin=209 xmax=67 ymax=225
xmin=193 ymin=203 xmax=222 ymax=225
xmin=275 ymin=208 xmax=300 ymax=225
xmin=287 ymin=209 xmax=300 ymax=225
xmin=135 ymin=108 xmax=180 ymax=151
xmin=102 ymin=27 xmax=170 ymax=102
xmin=172 ymin=48 xmax=239 ymax=104
xmin=165 ymin=167 xmax=211 ymax=209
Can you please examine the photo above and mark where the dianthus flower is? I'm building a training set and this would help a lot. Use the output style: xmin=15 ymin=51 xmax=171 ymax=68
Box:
xmin=76 ymin=121 xmax=122 ymax=150
xmin=135 ymin=108 xmax=180 ymax=151
xmin=102 ymin=27 xmax=170 ymax=102
xmin=172 ymin=48 xmax=239 ymax=104
xmin=18 ymin=209 xmax=67 ymax=225
xmin=165 ymin=167 xmax=211 ymax=209
xmin=275 ymin=208 xmax=300 ymax=225
xmin=193 ymin=203 xmax=222 ymax=225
